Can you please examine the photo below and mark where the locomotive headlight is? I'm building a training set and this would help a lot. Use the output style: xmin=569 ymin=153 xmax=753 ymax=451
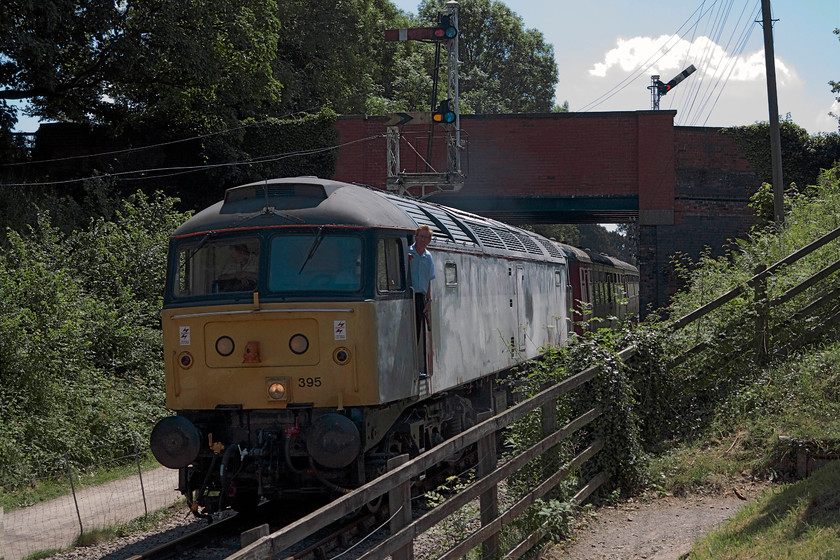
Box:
xmin=266 ymin=377 xmax=289 ymax=400
xmin=289 ymin=334 xmax=309 ymax=355
xmin=333 ymin=347 xmax=351 ymax=365
xmin=215 ymin=336 xmax=235 ymax=356
xmin=178 ymin=351 xmax=194 ymax=369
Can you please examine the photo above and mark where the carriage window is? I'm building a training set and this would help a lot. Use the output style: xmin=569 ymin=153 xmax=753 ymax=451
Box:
xmin=377 ymin=238 xmax=405 ymax=292
xmin=269 ymin=234 xmax=362 ymax=292
xmin=174 ymin=237 xmax=260 ymax=297
xmin=445 ymin=262 xmax=458 ymax=286
xmin=554 ymin=270 xmax=562 ymax=286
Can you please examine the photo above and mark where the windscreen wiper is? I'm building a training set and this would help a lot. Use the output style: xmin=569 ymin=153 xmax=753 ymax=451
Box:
xmin=298 ymin=227 xmax=325 ymax=275
xmin=182 ymin=231 xmax=215 ymax=267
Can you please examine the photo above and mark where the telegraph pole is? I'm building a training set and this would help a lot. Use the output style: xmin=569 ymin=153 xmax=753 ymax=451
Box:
xmin=761 ymin=0 xmax=785 ymax=225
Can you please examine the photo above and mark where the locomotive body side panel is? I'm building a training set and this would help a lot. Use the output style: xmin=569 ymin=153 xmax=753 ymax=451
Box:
xmin=426 ymin=249 xmax=568 ymax=394
xmin=150 ymin=177 xmax=639 ymax=515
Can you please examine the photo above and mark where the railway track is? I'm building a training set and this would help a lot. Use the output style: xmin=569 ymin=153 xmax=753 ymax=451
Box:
xmin=129 ymin=453 xmax=470 ymax=560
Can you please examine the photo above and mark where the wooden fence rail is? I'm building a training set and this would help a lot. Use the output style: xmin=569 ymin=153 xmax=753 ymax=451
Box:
xmin=667 ymin=225 xmax=840 ymax=370
xmin=227 ymin=346 xmax=637 ymax=560
xmin=669 ymin=225 xmax=840 ymax=331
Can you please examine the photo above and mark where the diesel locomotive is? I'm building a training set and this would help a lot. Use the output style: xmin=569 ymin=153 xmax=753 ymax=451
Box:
xmin=150 ymin=177 xmax=638 ymax=515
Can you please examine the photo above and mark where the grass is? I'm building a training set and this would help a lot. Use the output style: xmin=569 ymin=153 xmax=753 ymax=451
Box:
xmin=0 ymin=451 xmax=162 ymax=512
xmin=686 ymin=461 xmax=840 ymax=559
xmin=642 ymin=337 xmax=840 ymax=558
xmin=646 ymin=340 xmax=840 ymax=494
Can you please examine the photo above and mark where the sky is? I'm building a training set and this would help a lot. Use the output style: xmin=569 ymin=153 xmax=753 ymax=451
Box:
xmin=389 ymin=0 xmax=840 ymax=134
xmin=11 ymin=0 xmax=839 ymax=134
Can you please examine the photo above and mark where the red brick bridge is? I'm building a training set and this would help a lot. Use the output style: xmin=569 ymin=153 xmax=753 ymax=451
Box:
xmin=332 ymin=111 xmax=758 ymax=315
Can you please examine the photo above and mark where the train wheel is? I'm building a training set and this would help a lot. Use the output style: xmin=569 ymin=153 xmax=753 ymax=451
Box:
xmin=365 ymin=431 xmax=410 ymax=513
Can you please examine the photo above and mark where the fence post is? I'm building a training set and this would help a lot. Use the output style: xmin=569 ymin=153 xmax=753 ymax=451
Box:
xmin=387 ymin=453 xmax=413 ymax=560
xmin=477 ymin=410 xmax=499 ymax=560
xmin=133 ymin=435 xmax=149 ymax=515
xmin=65 ymin=453 xmax=84 ymax=535
xmin=754 ymin=264 xmax=768 ymax=364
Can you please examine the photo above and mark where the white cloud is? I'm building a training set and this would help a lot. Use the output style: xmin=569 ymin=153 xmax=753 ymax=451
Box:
xmin=589 ymin=34 xmax=798 ymax=86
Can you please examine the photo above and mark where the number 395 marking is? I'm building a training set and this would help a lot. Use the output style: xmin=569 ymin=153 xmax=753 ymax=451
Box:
xmin=298 ymin=377 xmax=322 ymax=388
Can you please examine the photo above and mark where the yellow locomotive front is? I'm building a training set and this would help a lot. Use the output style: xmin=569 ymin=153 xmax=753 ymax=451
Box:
xmin=150 ymin=179 xmax=421 ymax=515
xmin=163 ymin=232 xmax=380 ymax=411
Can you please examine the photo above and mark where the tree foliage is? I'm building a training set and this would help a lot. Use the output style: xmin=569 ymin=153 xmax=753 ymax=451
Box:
xmin=272 ymin=0 xmax=408 ymax=115
xmin=830 ymin=28 xmax=840 ymax=128
xmin=636 ymin=163 xmax=840 ymax=446
xmin=723 ymin=119 xmax=840 ymax=223
xmin=1 ymin=0 xmax=284 ymax=132
xmin=417 ymin=0 xmax=558 ymax=113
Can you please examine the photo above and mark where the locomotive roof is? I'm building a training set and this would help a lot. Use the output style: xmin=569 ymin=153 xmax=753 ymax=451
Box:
xmin=172 ymin=177 xmax=566 ymax=262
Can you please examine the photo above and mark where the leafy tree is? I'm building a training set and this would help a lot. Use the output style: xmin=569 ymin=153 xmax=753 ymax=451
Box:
xmin=579 ymin=224 xmax=635 ymax=265
xmin=724 ymin=119 xmax=840 ymax=199
xmin=1 ymin=0 xmax=283 ymax=132
xmin=524 ymin=223 xmax=580 ymax=246
xmin=414 ymin=0 xmax=558 ymax=113
xmin=272 ymin=0 xmax=408 ymax=115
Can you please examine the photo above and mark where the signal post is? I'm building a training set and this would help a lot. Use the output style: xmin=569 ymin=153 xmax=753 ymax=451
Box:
xmin=384 ymin=1 xmax=464 ymax=198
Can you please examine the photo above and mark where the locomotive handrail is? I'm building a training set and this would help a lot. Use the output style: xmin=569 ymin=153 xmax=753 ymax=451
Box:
xmin=227 ymin=346 xmax=638 ymax=560
xmin=669 ymin=225 xmax=840 ymax=331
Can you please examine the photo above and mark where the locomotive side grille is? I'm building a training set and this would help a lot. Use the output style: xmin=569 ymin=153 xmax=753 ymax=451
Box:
xmin=383 ymin=197 xmax=439 ymax=232
xmin=377 ymin=193 xmax=476 ymax=246
xmin=494 ymin=227 xmax=527 ymax=253
xmin=536 ymin=237 xmax=565 ymax=258
xmin=514 ymin=232 xmax=547 ymax=256
xmin=467 ymin=223 xmax=506 ymax=250
xmin=424 ymin=206 xmax=476 ymax=245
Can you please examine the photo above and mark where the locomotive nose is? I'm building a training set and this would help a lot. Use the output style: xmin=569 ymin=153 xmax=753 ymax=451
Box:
xmin=150 ymin=416 xmax=202 ymax=469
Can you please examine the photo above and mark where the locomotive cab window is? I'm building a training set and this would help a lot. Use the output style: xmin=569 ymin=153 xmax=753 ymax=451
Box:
xmin=268 ymin=233 xmax=362 ymax=292
xmin=174 ymin=237 xmax=260 ymax=297
xmin=377 ymin=238 xmax=405 ymax=292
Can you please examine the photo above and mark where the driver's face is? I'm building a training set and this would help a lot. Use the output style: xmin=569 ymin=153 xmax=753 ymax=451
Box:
xmin=415 ymin=230 xmax=431 ymax=251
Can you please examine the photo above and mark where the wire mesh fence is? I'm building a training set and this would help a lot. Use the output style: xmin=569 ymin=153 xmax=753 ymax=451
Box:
xmin=1 ymin=438 xmax=180 ymax=560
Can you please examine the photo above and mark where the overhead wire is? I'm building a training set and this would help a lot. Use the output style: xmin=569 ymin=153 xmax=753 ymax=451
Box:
xmin=576 ymin=0 xmax=761 ymax=132
xmin=2 ymin=0 xmax=764 ymax=190
xmin=679 ymin=0 xmax=740 ymax=125
xmin=575 ymin=1 xmax=717 ymax=113
xmin=0 ymin=134 xmax=382 ymax=188
xmin=672 ymin=0 xmax=730 ymax=122
xmin=0 ymin=109 xmax=321 ymax=169
xmin=693 ymin=1 xmax=761 ymax=127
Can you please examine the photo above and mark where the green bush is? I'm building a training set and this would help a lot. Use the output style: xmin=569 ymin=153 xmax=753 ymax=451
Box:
xmin=0 ymin=191 xmax=189 ymax=489
xmin=637 ymin=163 xmax=840 ymax=450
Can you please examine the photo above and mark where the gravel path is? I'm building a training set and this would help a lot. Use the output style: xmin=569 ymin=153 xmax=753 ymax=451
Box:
xmin=544 ymin=482 xmax=772 ymax=560
xmin=20 ymin=476 xmax=768 ymax=560
xmin=4 ymin=467 xmax=182 ymax=560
